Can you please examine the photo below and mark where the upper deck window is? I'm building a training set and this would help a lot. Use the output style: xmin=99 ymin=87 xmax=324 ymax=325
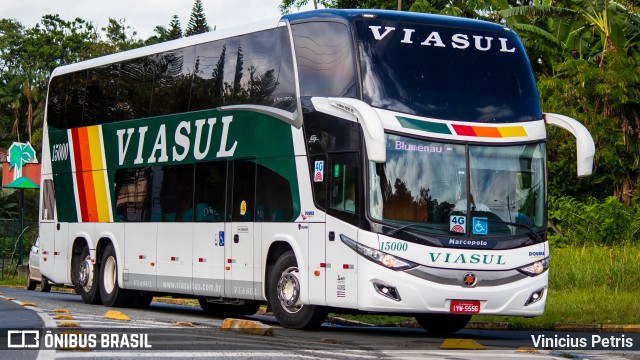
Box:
xmin=292 ymin=22 xmax=357 ymax=99
xmin=355 ymin=19 xmax=542 ymax=123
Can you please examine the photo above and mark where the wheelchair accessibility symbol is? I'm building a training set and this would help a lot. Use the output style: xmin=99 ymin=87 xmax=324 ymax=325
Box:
xmin=472 ymin=217 xmax=488 ymax=235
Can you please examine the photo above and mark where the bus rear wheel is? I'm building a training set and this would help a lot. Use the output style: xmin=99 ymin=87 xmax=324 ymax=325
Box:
xmin=415 ymin=314 xmax=471 ymax=334
xmin=26 ymin=267 xmax=37 ymax=290
xmin=99 ymin=243 xmax=133 ymax=307
xmin=74 ymin=245 xmax=102 ymax=304
xmin=268 ymin=251 xmax=327 ymax=329
xmin=129 ymin=291 xmax=153 ymax=309
xmin=40 ymin=276 xmax=52 ymax=292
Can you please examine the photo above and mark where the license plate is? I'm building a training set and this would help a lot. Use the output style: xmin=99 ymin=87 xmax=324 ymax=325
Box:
xmin=450 ymin=300 xmax=480 ymax=314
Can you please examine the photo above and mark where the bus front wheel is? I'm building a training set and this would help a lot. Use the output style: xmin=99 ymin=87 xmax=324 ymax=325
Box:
xmin=415 ymin=314 xmax=471 ymax=334
xmin=268 ymin=251 xmax=327 ymax=329
xmin=99 ymin=243 xmax=133 ymax=307
xmin=74 ymin=245 xmax=102 ymax=304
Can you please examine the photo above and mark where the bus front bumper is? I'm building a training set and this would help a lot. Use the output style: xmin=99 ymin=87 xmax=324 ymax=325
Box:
xmin=355 ymin=258 xmax=548 ymax=317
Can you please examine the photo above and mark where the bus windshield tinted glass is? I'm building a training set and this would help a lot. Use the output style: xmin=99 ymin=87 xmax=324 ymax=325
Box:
xmin=355 ymin=19 xmax=542 ymax=123
xmin=369 ymin=134 xmax=546 ymax=238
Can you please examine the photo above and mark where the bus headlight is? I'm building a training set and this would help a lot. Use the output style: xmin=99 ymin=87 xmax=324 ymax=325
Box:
xmin=517 ymin=257 xmax=549 ymax=276
xmin=340 ymin=234 xmax=418 ymax=271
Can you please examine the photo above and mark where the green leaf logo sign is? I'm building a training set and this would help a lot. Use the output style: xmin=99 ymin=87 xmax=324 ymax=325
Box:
xmin=8 ymin=142 xmax=37 ymax=180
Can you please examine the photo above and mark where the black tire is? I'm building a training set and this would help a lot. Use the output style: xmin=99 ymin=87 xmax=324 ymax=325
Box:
xmin=74 ymin=245 xmax=102 ymax=304
xmin=199 ymin=298 xmax=220 ymax=313
xmin=199 ymin=299 xmax=261 ymax=316
xmin=415 ymin=314 xmax=471 ymax=334
xmin=268 ymin=250 xmax=327 ymax=329
xmin=129 ymin=292 xmax=153 ymax=309
xmin=99 ymin=243 xmax=133 ymax=307
xmin=40 ymin=276 xmax=52 ymax=292
xmin=26 ymin=267 xmax=37 ymax=290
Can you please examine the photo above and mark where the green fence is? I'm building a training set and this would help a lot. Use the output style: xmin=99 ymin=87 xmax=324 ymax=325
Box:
xmin=0 ymin=219 xmax=37 ymax=279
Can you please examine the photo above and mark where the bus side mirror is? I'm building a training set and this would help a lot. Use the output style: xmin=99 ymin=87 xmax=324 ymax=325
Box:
xmin=544 ymin=113 xmax=595 ymax=177
xmin=311 ymin=97 xmax=386 ymax=163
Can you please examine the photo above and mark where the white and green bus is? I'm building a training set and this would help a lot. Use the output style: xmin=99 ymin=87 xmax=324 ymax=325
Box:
xmin=38 ymin=9 xmax=594 ymax=332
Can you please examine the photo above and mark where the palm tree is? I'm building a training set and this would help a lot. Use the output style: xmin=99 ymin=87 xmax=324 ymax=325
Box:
xmin=498 ymin=0 xmax=639 ymax=69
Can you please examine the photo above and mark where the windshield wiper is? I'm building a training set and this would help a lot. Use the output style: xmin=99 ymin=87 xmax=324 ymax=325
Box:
xmin=485 ymin=218 xmax=543 ymax=243
xmin=387 ymin=223 xmax=447 ymax=236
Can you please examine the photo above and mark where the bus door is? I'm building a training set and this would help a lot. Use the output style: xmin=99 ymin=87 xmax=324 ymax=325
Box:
xmin=325 ymin=152 xmax=359 ymax=308
xmin=225 ymin=159 xmax=257 ymax=300
xmin=39 ymin=179 xmax=59 ymax=282
xmin=192 ymin=161 xmax=227 ymax=297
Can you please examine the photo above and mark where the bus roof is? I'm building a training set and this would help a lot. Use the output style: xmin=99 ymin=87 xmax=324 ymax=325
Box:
xmin=50 ymin=17 xmax=283 ymax=78
xmin=282 ymin=9 xmax=507 ymax=33
xmin=51 ymin=9 xmax=508 ymax=78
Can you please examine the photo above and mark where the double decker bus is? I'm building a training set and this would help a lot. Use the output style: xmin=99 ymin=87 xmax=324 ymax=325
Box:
xmin=38 ymin=9 xmax=594 ymax=332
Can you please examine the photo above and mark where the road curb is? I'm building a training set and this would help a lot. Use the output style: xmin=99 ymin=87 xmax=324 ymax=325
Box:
xmin=325 ymin=317 xmax=639 ymax=333
xmin=467 ymin=321 xmax=510 ymax=330
xmin=328 ymin=316 xmax=375 ymax=327
xmin=554 ymin=323 xmax=640 ymax=333
xmin=221 ymin=318 xmax=274 ymax=336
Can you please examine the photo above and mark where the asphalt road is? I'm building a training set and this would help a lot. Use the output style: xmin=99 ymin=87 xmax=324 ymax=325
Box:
xmin=1 ymin=286 xmax=639 ymax=359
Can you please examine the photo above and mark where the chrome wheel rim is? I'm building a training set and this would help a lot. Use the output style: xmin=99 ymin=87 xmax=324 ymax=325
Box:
xmin=277 ymin=266 xmax=302 ymax=314
xmin=103 ymin=256 xmax=117 ymax=294
xmin=78 ymin=255 xmax=93 ymax=292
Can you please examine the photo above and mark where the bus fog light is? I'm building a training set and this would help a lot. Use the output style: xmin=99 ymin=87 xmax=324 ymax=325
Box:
xmin=373 ymin=282 xmax=401 ymax=301
xmin=525 ymin=288 xmax=545 ymax=306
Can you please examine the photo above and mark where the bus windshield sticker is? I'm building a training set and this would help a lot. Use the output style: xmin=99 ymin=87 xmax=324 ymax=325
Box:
xmin=472 ymin=217 xmax=488 ymax=235
xmin=450 ymin=215 xmax=466 ymax=234
xmin=314 ymin=161 xmax=324 ymax=182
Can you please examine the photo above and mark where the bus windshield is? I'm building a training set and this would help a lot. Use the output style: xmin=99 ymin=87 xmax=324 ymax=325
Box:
xmin=369 ymin=134 xmax=546 ymax=238
xmin=355 ymin=19 xmax=542 ymax=123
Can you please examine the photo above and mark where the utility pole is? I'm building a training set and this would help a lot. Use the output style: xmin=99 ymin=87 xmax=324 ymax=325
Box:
xmin=398 ymin=0 xmax=402 ymax=10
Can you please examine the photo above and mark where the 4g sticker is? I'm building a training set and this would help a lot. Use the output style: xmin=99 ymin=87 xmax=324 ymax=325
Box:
xmin=314 ymin=161 xmax=324 ymax=182
xmin=450 ymin=215 xmax=466 ymax=233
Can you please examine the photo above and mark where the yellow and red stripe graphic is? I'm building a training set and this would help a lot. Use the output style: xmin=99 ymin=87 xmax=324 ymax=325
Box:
xmin=451 ymin=124 xmax=527 ymax=138
xmin=70 ymin=126 xmax=112 ymax=222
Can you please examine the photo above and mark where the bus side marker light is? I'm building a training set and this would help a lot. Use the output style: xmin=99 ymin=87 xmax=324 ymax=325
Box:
xmin=225 ymin=266 xmax=231 ymax=271
xmin=314 ymin=270 xmax=321 ymax=277
xmin=43 ymin=257 xmax=47 ymax=262
xmin=150 ymin=262 xmax=155 ymax=267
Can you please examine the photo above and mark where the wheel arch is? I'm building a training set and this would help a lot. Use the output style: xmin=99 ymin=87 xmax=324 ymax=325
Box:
xmin=70 ymin=235 xmax=92 ymax=287
xmin=264 ymin=236 xmax=308 ymax=303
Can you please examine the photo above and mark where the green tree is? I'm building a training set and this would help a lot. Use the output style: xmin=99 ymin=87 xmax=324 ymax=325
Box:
xmin=167 ymin=15 xmax=183 ymax=40
xmin=185 ymin=0 xmax=210 ymax=36
xmin=101 ymin=18 xmax=144 ymax=53
xmin=21 ymin=15 xmax=97 ymax=80
xmin=0 ymin=19 xmax=24 ymax=73
xmin=498 ymin=0 xmax=640 ymax=201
